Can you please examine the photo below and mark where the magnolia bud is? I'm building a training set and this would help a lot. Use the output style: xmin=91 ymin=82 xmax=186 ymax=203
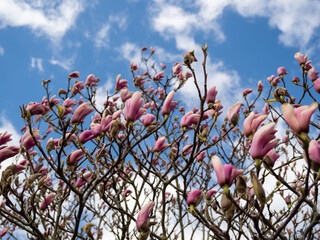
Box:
xmin=250 ymin=171 xmax=266 ymax=208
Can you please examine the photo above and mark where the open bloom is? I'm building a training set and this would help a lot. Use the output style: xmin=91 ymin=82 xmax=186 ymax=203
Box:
xmin=281 ymin=102 xmax=318 ymax=133
xmin=243 ymin=112 xmax=267 ymax=137
xmin=154 ymin=136 xmax=170 ymax=152
xmin=142 ymin=114 xmax=156 ymax=126
xmin=124 ymin=92 xmax=146 ymax=123
xmin=250 ymin=122 xmax=279 ymax=159
xmin=277 ymin=67 xmax=288 ymax=76
xmin=85 ymin=74 xmax=99 ymax=87
xmin=161 ymin=91 xmax=178 ymax=117
xmin=115 ymin=74 xmax=128 ymax=92
xmin=71 ymin=102 xmax=94 ymax=124
xmin=180 ymin=112 xmax=200 ymax=130
xmin=212 ymin=156 xmax=244 ymax=188
xmin=136 ymin=201 xmax=156 ymax=232
xmin=294 ymin=52 xmax=308 ymax=66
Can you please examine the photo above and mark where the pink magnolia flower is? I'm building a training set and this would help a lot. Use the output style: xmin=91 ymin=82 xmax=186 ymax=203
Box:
xmin=277 ymin=67 xmax=288 ymax=76
xmin=40 ymin=193 xmax=56 ymax=210
xmin=182 ymin=143 xmax=192 ymax=156
xmin=172 ymin=62 xmax=182 ymax=75
xmin=308 ymin=140 xmax=320 ymax=165
xmin=124 ymin=92 xmax=147 ymax=123
xmin=123 ymin=189 xmax=132 ymax=197
xmin=314 ymin=78 xmax=320 ymax=93
xmin=264 ymin=150 xmax=280 ymax=167
xmin=75 ymin=172 xmax=92 ymax=188
xmin=308 ymin=67 xmax=319 ymax=82
xmin=294 ymin=52 xmax=308 ymax=66
xmin=206 ymin=86 xmax=218 ymax=104
xmin=267 ymin=75 xmax=275 ymax=82
xmin=68 ymin=71 xmax=80 ymax=78
xmin=227 ymin=102 xmax=242 ymax=123
xmin=257 ymin=81 xmax=264 ymax=92
xmin=136 ymin=201 xmax=156 ymax=232
xmin=20 ymin=129 xmax=41 ymax=150
xmin=243 ymin=88 xmax=253 ymax=97
xmin=154 ymin=136 xmax=170 ymax=152
xmin=67 ymin=149 xmax=85 ymax=165
xmin=153 ymin=71 xmax=165 ymax=81
xmin=79 ymin=130 xmax=95 ymax=143
xmin=120 ymin=88 xmax=133 ymax=102
xmin=0 ymin=132 xmax=12 ymax=146
xmin=205 ymin=190 xmax=217 ymax=201
xmin=115 ymin=74 xmax=128 ymax=92
xmin=180 ymin=112 xmax=200 ymax=130
xmin=243 ymin=112 xmax=267 ymax=137
xmin=281 ymin=102 xmax=318 ymax=133
xmin=71 ymin=102 xmax=94 ymax=124
xmin=71 ymin=81 xmax=84 ymax=95
xmin=26 ymin=102 xmax=50 ymax=115
xmin=161 ymin=91 xmax=178 ymax=117
xmin=142 ymin=114 xmax=156 ymax=126
xmin=250 ymin=122 xmax=279 ymax=159
xmin=212 ymin=156 xmax=244 ymax=188
xmin=0 ymin=146 xmax=20 ymax=163
xmin=186 ymin=190 xmax=203 ymax=207
xmin=196 ymin=151 xmax=206 ymax=162
xmin=85 ymin=74 xmax=99 ymax=87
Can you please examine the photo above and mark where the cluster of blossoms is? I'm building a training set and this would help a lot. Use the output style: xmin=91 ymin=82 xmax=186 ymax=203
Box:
xmin=0 ymin=47 xmax=320 ymax=240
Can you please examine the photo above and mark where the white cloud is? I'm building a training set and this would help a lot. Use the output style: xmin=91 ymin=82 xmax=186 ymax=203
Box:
xmin=94 ymin=14 xmax=127 ymax=49
xmin=150 ymin=0 xmax=320 ymax=49
xmin=95 ymin=24 xmax=110 ymax=48
xmin=49 ymin=54 xmax=76 ymax=71
xmin=95 ymin=79 xmax=114 ymax=111
xmin=0 ymin=0 xmax=84 ymax=42
xmin=31 ymin=57 xmax=44 ymax=71
xmin=0 ymin=46 xmax=4 ymax=55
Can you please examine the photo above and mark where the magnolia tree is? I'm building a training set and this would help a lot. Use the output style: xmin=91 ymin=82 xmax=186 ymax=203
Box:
xmin=0 ymin=45 xmax=320 ymax=240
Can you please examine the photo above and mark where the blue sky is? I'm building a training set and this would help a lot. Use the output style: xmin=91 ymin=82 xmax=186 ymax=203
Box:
xmin=1 ymin=0 xmax=320 ymax=140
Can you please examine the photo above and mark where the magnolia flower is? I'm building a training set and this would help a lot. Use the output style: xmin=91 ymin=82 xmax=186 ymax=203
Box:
xmin=68 ymin=71 xmax=80 ymax=78
xmin=85 ymin=74 xmax=99 ymax=87
xmin=154 ymin=136 xmax=170 ymax=152
xmin=20 ymin=129 xmax=41 ymax=150
xmin=26 ymin=102 xmax=50 ymax=116
xmin=123 ymin=92 xmax=146 ymax=123
xmin=142 ymin=114 xmax=156 ymax=126
xmin=250 ymin=122 xmax=279 ymax=159
xmin=205 ymin=190 xmax=217 ymax=201
xmin=0 ymin=132 xmax=12 ymax=146
xmin=136 ymin=201 xmax=156 ymax=232
xmin=277 ymin=67 xmax=288 ymax=76
xmin=180 ymin=112 xmax=200 ymax=130
xmin=40 ymin=193 xmax=56 ymax=210
xmin=71 ymin=102 xmax=94 ymax=124
xmin=281 ymin=102 xmax=318 ymax=133
xmin=161 ymin=91 xmax=178 ymax=117
xmin=67 ymin=149 xmax=85 ymax=165
xmin=186 ymin=190 xmax=203 ymax=209
xmin=79 ymin=130 xmax=95 ymax=143
xmin=206 ymin=86 xmax=218 ymax=105
xmin=212 ymin=156 xmax=244 ymax=188
xmin=308 ymin=67 xmax=319 ymax=82
xmin=294 ymin=52 xmax=308 ymax=66
xmin=115 ymin=74 xmax=128 ymax=92
xmin=243 ymin=112 xmax=267 ymax=137
xmin=0 ymin=146 xmax=20 ymax=163
xmin=263 ymin=150 xmax=280 ymax=168
xmin=227 ymin=102 xmax=242 ymax=125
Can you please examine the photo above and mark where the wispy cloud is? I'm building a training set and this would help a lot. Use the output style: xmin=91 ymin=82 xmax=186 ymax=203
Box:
xmin=31 ymin=57 xmax=44 ymax=72
xmin=150 ymin=0 xmax=320 ymax=50
xmin=93 ymin=14 xmax=128 ymax=49
xmin=49 ymin=54 xmax=76 ymax=71
xmin=0 ymin=0 xmax=84 ymax=43
xmin=0 ymin=46 xmax=4 ymax=56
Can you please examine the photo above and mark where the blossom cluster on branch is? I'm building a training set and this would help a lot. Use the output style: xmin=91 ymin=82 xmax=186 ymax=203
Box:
xmin=0 ymin=46 xmax=319 ymax=240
